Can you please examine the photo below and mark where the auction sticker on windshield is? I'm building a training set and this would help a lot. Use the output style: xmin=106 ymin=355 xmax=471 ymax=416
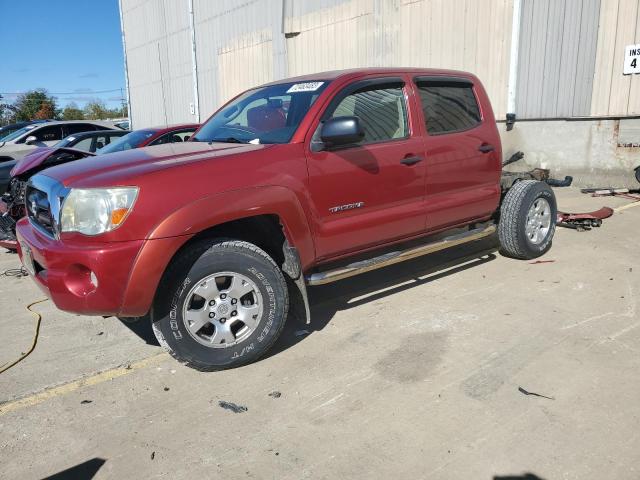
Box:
xmin=286 ymin=82 xmax=324 ymax=93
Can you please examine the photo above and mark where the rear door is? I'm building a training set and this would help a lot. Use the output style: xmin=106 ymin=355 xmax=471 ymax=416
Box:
xmin=305 ymin=76 xmax=427 ymax=260
xmin=413 ymin=76 xmax=501 ymax=231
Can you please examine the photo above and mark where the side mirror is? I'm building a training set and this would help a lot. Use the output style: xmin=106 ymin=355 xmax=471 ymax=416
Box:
xmin=25 ymin=135 xmax=37 ymax=145
xmin=320 ymin=116 xmax=364 ymax=148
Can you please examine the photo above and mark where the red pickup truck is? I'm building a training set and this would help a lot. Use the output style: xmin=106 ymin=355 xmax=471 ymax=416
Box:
xmin=16 ymin=68 xmax=557 ymax=370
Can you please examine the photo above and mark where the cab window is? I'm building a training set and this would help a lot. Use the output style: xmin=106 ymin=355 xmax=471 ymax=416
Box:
xmin=326 ymin=83 xmax=408 ymax=144
xmin=415 ymin=80 xmax=481 ymax=134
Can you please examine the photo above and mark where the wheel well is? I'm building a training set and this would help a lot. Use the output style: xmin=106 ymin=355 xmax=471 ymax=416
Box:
xmin=186 ymin=214 xmax=287 ymax=267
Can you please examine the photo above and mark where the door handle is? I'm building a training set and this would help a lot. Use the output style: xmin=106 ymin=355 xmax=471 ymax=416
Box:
xmin=478 ymin=143 xmax=495 ymax=153
xmin=400 ymin=156 xmax=423 ymax=166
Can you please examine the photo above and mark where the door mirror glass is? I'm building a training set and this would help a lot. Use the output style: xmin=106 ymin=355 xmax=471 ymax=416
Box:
xmin=25 ymin=135 xmax=37 ymax=145
xmin=320 ymin=116 xmax=364 ymax=148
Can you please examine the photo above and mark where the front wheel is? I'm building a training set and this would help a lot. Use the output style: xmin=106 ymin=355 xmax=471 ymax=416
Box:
xmin=498 ymin=180 xmax=557 ymax=259
xmin=152 ymin=239 xmax=289 ymax=371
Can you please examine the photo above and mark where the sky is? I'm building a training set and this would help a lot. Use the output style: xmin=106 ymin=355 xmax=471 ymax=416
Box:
xmin=0 ymin=0 xmax=126 ymax=109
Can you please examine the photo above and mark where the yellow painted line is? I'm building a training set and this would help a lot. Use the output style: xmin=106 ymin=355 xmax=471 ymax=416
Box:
xmin=615 ymin=201 xmax=640 ymax=213
xmin=0 ymin=352 xmax=168 ymax=416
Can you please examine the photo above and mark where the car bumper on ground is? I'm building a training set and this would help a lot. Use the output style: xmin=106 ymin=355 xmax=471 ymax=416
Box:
xmin=15 ymin=218 xmax=145 ymax=316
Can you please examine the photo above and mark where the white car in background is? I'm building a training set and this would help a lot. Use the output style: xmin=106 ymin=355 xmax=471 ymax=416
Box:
xmin=0 ymin=120 xmax=116 ymax=162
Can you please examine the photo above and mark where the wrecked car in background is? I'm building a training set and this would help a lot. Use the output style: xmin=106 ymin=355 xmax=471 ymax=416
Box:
xmin=0 ymin=124 xmax=198 ymax=249
xmin=0 ymin=120 xmax=116 ymax=162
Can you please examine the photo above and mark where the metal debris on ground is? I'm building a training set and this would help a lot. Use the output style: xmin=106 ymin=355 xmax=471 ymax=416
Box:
xmin=80 ymin=400 xmax=93 ymax=405
xmin=557 ymin=207 xmax=614 ymax=231
xmin=529 ymin=260 xmax=555 ymax=265
xmin=218 ymin=401 xmax=248 ymax=413
xmin=581 ymin=188 xmax=640 ymax=201
xmin=518 ymin=386 xmax=555 ymax=400
xmin=268 ymin=391 xmax=282 ymax=398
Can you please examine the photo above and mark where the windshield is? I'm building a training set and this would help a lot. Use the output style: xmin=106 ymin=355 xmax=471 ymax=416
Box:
xmin=0 ymin=125 xmax=37 ymax=142
xmin=97 ymin=129 xmax=156 ymax=154
xmin=0 ymin=125 xmax=24 ymax=141
xmin=54 ymin=136 xmax=77 ymax=148
xmin=192 ymin=81 xmax=329 ymax=144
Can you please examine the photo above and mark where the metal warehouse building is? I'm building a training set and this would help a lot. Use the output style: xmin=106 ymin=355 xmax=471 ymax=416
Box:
xmin=119 ymin=0 xmax=640 ymax=186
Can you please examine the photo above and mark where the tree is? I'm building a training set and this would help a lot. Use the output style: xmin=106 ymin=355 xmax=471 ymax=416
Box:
xmin=61 ymin=102 xmax=85 ymax=120
xmin=12 ymin=89 xmax=58 ymax=121
xmin=34 ymin=102 xmax=55 ymax=120
xmin=84 ymin=100 xmax=109 ymax=120
xmin=0 ymin=95 xmax=18 ymax=126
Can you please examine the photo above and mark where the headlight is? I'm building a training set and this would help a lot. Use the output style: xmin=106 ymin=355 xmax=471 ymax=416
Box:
xmin=60 ymin=187 xmax=138 ymax=235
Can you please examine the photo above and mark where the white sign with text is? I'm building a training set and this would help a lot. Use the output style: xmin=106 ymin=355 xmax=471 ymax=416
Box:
xmin=624 ymin=44 xmax=640 ymax=75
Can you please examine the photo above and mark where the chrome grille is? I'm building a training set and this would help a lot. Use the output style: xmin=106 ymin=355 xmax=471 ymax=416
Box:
xmin=26 ymin=185 xmax=55 ymax=236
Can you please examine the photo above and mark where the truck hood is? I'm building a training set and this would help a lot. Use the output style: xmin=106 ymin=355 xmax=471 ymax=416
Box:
xmin=41 ymin=142 xmax=273 ymax=187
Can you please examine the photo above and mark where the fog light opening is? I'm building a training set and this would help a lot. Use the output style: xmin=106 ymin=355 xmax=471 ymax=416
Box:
xmin=90 ymin=271 xmax=98 ymax=288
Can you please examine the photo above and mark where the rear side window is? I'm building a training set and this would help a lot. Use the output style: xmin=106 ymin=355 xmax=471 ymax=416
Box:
xmin=329 ymin=84 xmax=408 ymax=144
xmin=71 ymin=137 xmax=93 ymax=151
xmin=31 ymin=125 xmax=63 ymax=142
xmin=66 ymin=123 xmax=97 ymax=135
xmin=416 ymin=81 xmax=481 ymax=134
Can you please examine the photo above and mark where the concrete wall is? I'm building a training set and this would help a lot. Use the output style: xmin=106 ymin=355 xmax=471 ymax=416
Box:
xmin=500 ymin=119 xmax=640 ymax=188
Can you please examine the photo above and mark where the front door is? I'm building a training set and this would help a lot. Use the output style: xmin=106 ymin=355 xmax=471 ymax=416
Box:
xmin=305 ymin=76 xmax=427 ymax=260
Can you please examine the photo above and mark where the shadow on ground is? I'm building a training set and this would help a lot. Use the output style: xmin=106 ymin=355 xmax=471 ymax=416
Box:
xmin=266 ymin=237 xmax=498 ymax=359
xmin=41 ymin=457 xmax=106 ymax=479
xmin=117 ymin=237 xmax=498 ymax=358
xmin=494 ymin=474 xmax=546 ymax=480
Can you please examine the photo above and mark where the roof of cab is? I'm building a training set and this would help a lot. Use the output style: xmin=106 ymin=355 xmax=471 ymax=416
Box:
xmin=261 ymin=67 xmax=475 ymax=87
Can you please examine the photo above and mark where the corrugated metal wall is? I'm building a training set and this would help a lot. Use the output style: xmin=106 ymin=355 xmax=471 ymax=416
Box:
xmin=121 ymin=0 xmax=195 ymax=127
xmin=120 ymin=0 xmax=640 ymax=128
xmin=192 ymin=0 xmax=286 ymax=117
xmin=283 ymin=0 xmax=513 ymax=118
xmin=591 ymin=0 xmax=640 ymax=116
xmin=516 ymin=0 xmax=601 ymax=119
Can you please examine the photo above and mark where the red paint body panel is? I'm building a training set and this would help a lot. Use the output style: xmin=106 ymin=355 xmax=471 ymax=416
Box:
xmin=16 ymin=68 xmax=503 ymax=318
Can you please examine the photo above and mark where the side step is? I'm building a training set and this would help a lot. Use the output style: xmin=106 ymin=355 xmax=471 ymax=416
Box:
xmin=306 ymin=223 xmax=496 ymax=286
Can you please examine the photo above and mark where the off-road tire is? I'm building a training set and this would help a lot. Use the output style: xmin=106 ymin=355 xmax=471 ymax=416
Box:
xmin=498 ymin=180 xmax=557 ymax=259
xmin=151 ymin=239 xmax=289 ymax=371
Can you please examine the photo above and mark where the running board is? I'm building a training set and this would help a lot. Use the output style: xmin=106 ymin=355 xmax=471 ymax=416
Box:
xmin=306 ymin=224 xmax=496 ymax=286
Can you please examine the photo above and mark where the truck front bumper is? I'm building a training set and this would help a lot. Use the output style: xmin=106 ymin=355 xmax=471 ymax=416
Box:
xmin=16 ymin=218 xmax=144 ymax=316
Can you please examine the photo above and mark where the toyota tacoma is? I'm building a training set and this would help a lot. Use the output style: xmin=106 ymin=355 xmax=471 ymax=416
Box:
xmin=16 ymin=68 xmax=557 ymax=370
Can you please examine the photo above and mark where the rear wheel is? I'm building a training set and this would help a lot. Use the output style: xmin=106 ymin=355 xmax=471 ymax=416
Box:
xmin=151 ymin=239 xmax=289 ymax=371
xmin=498 ymin=180 xmax=557 ymax=259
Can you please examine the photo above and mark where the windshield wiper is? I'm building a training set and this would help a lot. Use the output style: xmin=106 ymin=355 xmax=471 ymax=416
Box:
xmin=208 ymin=137 xmax=248 ymax=144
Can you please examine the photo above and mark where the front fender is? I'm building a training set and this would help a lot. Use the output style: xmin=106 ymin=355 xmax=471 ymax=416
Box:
xmin=119 ymin=186 xmax=315 ymax=317
xmin=148 ymin=185 xmax=315 ymax=268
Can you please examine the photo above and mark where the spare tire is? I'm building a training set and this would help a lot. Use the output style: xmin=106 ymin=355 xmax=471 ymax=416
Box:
xmin=498 ymin=180 xmax=557 ymax=259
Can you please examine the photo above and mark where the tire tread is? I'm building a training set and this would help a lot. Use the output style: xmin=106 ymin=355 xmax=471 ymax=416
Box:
xmin=152 ymin=238 xmax=289 ymax=372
